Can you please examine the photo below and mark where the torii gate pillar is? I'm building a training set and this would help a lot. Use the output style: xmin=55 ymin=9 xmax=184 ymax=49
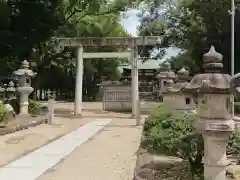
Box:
xmin=130 ymin=48 xmax=139 ymax=118
xmin=74 ymin=46 xmax=84 ymax=116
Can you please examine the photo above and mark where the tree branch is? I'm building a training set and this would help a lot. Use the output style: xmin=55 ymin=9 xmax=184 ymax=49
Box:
xmin=68 ymin=7 xmax=122 ymax=22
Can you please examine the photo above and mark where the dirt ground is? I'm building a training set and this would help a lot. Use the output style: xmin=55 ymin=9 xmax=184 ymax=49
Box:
xmin=0 ymin=101 xmax=158 ymax=180
xmin=37 ymin=115 xmax=143 ymax=180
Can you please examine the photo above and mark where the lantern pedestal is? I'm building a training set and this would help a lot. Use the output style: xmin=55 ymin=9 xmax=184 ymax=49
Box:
xmin=202 ymin=132 xmax=231 ymax=180
xmin=197 ymin=94 xmax=234 ymax=180
xmin=17 ymin=86 xmax=33 ymax=115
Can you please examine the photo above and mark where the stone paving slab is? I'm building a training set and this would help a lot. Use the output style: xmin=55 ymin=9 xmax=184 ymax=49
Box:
xmin=0 ymin=119 xmax=112 ymax=180
xmin=37 ymin=117 xmax=144 ymax=180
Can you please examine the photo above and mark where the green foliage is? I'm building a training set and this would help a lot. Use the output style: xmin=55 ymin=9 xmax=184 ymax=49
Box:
xmin=144 ymin=104 xmax=172 ymax=133
xmin=137 ymin=0 xmax=240 ymax=74
xmin=0 ymin=0 xmax=135 ymax=101
xmin=28 ymin=100 xmax=41 ymax=115
xmin=0 ymin=102 xmax=6 ymax=122
xmin=228 ymin=128 xmax=240 ymax=156
xmin=144 ymin=104 xmax=240 ymax=179
xmin=167 ymin=51 xmax=199 ymax=74
xmin=0 ymin=0 xmax=63 ymax=68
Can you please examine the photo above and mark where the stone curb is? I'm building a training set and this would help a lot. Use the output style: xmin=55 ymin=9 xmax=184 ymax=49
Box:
xmin=0 ymin=116 xmax=47 ymax=136
xmin=133 ymin=117 xmax=148 ymax=180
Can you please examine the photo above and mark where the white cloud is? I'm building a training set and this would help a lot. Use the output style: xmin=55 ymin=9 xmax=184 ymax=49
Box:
xmin=120 ymin=9 xmax=140 ymax=36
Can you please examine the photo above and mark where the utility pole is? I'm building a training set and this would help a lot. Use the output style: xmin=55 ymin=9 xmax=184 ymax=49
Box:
xmin=229 ymin=0 xmax=235 ymax=116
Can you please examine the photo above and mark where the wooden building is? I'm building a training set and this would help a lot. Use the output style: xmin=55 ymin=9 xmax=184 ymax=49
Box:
xmin=118 ymin=59 xmax=160 ymax=81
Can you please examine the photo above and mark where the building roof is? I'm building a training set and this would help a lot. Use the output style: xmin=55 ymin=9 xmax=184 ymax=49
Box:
xmin=120 ymin=59 xmax=160 ymax=70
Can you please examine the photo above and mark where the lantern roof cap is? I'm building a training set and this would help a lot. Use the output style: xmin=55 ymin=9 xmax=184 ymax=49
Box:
xmin=202 ymin=46 xmax=223 ymax=72
xmin=176 ymin=67 xmax=189 ymax=82
xmin=183 ymin=46 xmax=231 ymax=94
xmin=13 ymin=60 xmax=37 ymax=77
xmin=6 ymin=81 xmax=16 ymax=92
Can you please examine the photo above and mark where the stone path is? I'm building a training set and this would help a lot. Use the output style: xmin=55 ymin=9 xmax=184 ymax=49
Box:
xmin=0 ymin=119 xmax=112 ymax=180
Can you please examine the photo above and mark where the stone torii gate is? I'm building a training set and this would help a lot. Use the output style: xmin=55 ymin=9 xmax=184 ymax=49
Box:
xmin=56 ymin=36 xmax=161 ymax=117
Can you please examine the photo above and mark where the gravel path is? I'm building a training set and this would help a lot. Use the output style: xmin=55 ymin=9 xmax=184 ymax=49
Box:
xmin=37 ymin=117 xmax=143 ymax=180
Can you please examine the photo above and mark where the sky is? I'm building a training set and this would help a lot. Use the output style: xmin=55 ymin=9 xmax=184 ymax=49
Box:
xmin=120 ymin=9 xmax=180 ymax=60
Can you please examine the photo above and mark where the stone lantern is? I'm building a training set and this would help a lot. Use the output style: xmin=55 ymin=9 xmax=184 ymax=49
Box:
xmin=230 ymin=73 xmax=240 ymax=126
xmin=13 ymin=60 xmax=37 ymax=115
xmin=156 ymin=62 xmax=176 ymax=101
xmin=183 ymin=46 xmax=234 ymax=180
xmin=5 ymin=81 xmax=16 ymax=100
xmin=166 ymin=67 xmax=194 ymax=110
xmin=160 ymin=79 xmax=175 ymax=105
xmin=0 ymin=84 xmax=5 ymax=102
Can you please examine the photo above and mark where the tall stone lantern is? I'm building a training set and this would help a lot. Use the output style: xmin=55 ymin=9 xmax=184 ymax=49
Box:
xmin=156 ymin=62 xmax=176 ymax=101
xmin=167 ymin=67 xmax=195 ymax=110
xmin=183 ymin=46 xmax=234 ymax=180
xmin=0 ymin=85 xmax=5 ymax=102
xmin=6 ymin=81 xmax=16 ymax=100
xmin=13 ymin=60 xmax=37 ymax=115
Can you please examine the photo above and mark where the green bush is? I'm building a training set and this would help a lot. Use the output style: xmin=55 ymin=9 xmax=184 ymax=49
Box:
xmin=144 ymin=104 xmax=240 ymax=179
xmin=28 ymin=99 xmax=41 ymax=114
xmin=0 ymin=102 xmax=6 ymax=122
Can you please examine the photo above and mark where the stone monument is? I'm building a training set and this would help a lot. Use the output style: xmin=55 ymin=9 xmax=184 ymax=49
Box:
xmin=183 ymin=46 xmax=234 ymax=180
xmin=13 ymin=60 xmax=37 ymax=115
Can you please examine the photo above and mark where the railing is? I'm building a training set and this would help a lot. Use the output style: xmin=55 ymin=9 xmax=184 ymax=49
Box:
xmin=102 ymin=85 xmax=132 ymax=111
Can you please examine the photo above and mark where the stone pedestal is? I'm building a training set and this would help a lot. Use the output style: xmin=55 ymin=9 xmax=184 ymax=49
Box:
xmin=17 ymin=86 xmax=33 ymax=114
xmin=202 ymin=132 xmax=230 ymax=180
xmin=162 ymin=94 xmax=172 ymax=106
xmin=171 ymin=94 xmax=194 ymax=110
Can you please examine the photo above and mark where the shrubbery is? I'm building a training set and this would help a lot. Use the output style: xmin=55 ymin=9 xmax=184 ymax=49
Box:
xmin=144 ymin=104 xmax=240 ymax=179
xmin=0 ymin=102 xmax=6 ymax=122
xmin=28 ymin=99 xmax=41 ymax=114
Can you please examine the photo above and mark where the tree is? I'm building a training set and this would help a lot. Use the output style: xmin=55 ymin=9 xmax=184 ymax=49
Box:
xmin=167 ymin=51 xmax=199 ymax=74
xmin=0 ymin=1 xmax=63 ymax=61
xmin=70 ymin=13 xmax=130 ymax=99
xmin=138 ymin=0 xmax=240 ymax=74
xmin=0 ymin=0 xmax=133 ymax=72
xmin=28 ymin=2 xmax=130 ymax=100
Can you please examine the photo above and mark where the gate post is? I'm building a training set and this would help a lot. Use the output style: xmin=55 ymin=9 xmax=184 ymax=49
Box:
xmin=74 ymin=46 xmax=84 ymax=116
xmin=130 ymin=48 xmax=139 ymax=118
xmin=47 ymin=90 xmax=55 ymax=124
